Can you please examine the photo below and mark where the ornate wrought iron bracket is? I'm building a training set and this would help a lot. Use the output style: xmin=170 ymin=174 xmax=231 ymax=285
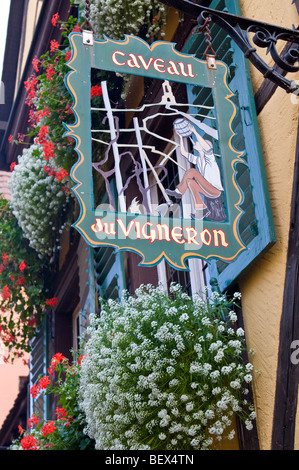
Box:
xmin=159 ymin=0 xmax=299 ymax=94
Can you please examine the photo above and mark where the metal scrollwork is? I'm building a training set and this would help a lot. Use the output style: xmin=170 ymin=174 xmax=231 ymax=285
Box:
xmin=159 ymin=0 xmax=299 ymax=94
xmin=248 ymin=26 xmax=299 ymax=73
xmin=197 ymin=9 xmax=299 ymax=94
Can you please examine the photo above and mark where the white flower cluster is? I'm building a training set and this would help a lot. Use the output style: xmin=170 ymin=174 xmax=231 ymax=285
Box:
xmin=79 ymin=283 xmax=256 ymax=450
xmin=81 ymin=0 xmax=167 ymax=41
xmin=10 ymin=144 xmax=72 ymax=258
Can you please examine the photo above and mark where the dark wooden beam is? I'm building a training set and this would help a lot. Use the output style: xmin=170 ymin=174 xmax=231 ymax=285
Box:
xmin=293 ymin=0 xmax=299 ymax=14
xmin=271 ymin=116 xmax=299 ymax=449
xmin=0 ymin=0 xmax=26 ymax=147
xmin=224 ymin=284 xmax=260 ymax=449
xmin=0 ymin=0 xmax=72 ymax=170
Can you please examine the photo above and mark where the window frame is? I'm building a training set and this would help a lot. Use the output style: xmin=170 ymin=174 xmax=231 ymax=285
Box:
xmin=183 ymin=0 xmax=276 ymax=291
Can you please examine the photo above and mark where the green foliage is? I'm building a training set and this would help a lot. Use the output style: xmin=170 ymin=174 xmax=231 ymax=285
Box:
xmin=0 ymin=196 xmax=50 ymax=361
xmin=11 ymin=352 xmax=95 ymax=450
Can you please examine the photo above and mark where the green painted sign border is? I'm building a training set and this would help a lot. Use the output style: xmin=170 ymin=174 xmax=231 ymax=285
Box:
xmin=64 ymin=32 xmax=248 ymax=270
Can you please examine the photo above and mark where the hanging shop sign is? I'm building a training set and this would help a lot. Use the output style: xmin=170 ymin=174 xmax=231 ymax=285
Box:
xmin=65 ymin=32 xmax=248 ymax=270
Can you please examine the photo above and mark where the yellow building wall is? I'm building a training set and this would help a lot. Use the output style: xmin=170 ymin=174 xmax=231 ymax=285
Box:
xmin=238 ymin=0 xmax=299 ymax=450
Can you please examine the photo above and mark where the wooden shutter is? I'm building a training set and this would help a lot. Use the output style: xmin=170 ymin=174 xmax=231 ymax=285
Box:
xmin=29 ymin=316 xmax=49 ymax=421
xmin=93 ymin=182 xmax=126 ymax=302
xmin=183 ymin=0 xmax=276 ymax=291
xmin=94 ymin=247 xmax=126 ymax=301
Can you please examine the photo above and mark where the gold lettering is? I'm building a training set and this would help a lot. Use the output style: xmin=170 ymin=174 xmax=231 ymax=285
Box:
xmin=103 ymin=222 xmax=116 ymax=236
xmin=166 ymin=60 xmax=180 ymax=76
xmin=137 ymin=55 xmax=154 ymax=70
xmin=116 ymin=219 xmax=135 ymax=237
xmin=127 ymin=53 xmax=141 ymax=69
xmin=135 ymin=221 xmax=141 ymax=239
xmin=153 ymin=58 xmax=166 ymax=73
xmin=177 ymin=62 xmax=195 ymax=78
xmin=91 ymin=218 xmax=103 ymax=233
xmin=141 ymin=222 xmax=156 ymax=243
xmin=156 ymin=223 xmax=171 ymax=241
xmin=185 ymin=227 xmax=201 ymax=245
xmin=171 ymin=226 xmax=185 ymax=244
xmin=200 ymin=228 xmax=212 ymax=246
xmin=111 ymin=51 xmax=126 ymax=66
xmin=212 ymin=229 xmax=229 ymax=247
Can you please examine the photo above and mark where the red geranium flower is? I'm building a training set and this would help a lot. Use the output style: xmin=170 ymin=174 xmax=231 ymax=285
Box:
xmin=37 ymin=125 xmax=49 ymax=144
xmin=56 ymin=406 xmax=67 ymax=420
xmin=55 ymin=168 xmax=68 ymax=182
xmin=32 ymin=57 xmax=39 ymax=72
xmin=44 ymin=165 xmax=56 ymax=176
xmin=21 ymin=434 xmax=38 ymax=450
xmin=17 ymin=276 xmax=25 ymax=285
xmin=19 ymin=260 xmax=26 ymax=272
xmin=38 ymin=375 xmax=51 ymax=390
xmin=91 ymin=84 xmax=103 ymax=98
xmin=50 ymin=39 xmax=59 ymax=53
xmin=65 ymin=50 xmax=71 ymax=62
xmin=35 ymin=107 xmax=50 ymax=125
xmin=2 ymin=285 xmax=10 ymax=301
xmin=46 ymin=64 xmax=55 ymax=81
xmin=27 ymin=317 xmax=36 ymax=327
xmin=24 ymin=74 xmax=38 ymax=106
xmin=41 ymin=421 xmax=56 ymax=437
xmin=43 ymin=141 xmax=55 ymax=160
xmin=46 ymin=297 xmax=58 ymax=307
xmin=27 ymin=414 xmax=39 ymax=429
xmin=51 ymin=12 xmax=59 ymax=27
xmin=30 ymin=384 xmax=38 ymax=398
xmin=52 ymin=352 xmax=66 ymax=363
xmin=18 ymin=425 xmax=24 ymax=435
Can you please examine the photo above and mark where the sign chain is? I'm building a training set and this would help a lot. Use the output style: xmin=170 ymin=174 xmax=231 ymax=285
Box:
xmin=193 ymin=14 xmax=217 ymax=68
xmin=81 ymin=0 xmax=95 ymax=33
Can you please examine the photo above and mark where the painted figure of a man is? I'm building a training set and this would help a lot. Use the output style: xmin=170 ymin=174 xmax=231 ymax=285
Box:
xmin=166 ymin=121 xmax=225 ymax=220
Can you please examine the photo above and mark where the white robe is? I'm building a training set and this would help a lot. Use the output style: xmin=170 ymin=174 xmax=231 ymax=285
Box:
xmin=188 ymin=148 xmax=224 ymax=192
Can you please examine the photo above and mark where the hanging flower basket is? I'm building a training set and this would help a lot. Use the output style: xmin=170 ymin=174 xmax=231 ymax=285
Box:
xmin=79 ymin=283 xmax=256 ymax=450
xmin=83 ymin=0 xmax=168 ymax=41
